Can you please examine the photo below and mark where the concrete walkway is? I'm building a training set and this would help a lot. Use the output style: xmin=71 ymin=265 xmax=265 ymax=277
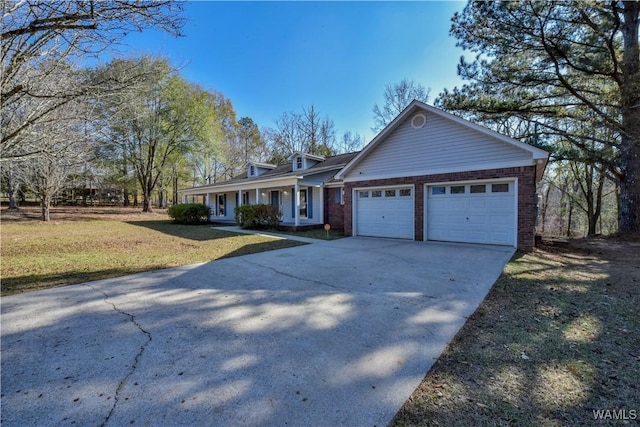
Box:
xmin=211 ymin=225 xmax=323 ymax=244
xmin=1 ymin=238 xmax=515 ymax=426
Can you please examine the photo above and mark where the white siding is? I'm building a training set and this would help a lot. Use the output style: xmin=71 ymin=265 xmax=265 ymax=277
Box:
xmin=345 ymin=110 xmax=532 ymax=180
xmin=281 ymin=186 xmax=322 ymax=224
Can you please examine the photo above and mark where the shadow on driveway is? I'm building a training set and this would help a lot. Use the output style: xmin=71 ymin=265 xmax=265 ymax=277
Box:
xmin=1 ymin=238 xmax=514 ymax=426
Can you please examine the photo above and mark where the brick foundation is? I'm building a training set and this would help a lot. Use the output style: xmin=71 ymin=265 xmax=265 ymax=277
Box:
xmin=342 ymin=166 xmax=538 ymax=251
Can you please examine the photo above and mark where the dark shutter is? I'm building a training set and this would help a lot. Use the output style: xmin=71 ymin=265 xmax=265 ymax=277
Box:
xmin=223 ymin=194 xmax=227 ymax=217
xmin=308 ymin=187 xmax=313 ymax=219
xmin=291 ymin=188 xmax=295 ymax=218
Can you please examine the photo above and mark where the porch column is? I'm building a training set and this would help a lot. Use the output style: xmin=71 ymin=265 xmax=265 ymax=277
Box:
xmin=238 ymin=189 xmax=242 ymax=207
xmin=294 ymin=182 xmax=300 ymax=226
xmin=318 ymin=185 xmax=324 ymax=224
xmin=255 ymin=188 xmax=259 ymax=204
xmin=205 ymin=193 xmax=210 ymax=207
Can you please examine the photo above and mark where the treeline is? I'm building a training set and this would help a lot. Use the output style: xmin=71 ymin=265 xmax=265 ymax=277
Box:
xmin=2 ymin=1 xmax=638 ymax=236
xmin=0 ymin=2 xmax=364 ymax=220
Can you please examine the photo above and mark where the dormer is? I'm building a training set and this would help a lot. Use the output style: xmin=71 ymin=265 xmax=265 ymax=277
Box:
xmin=289 ymin=152 xmax=325 ymax=171
xmin=246 ymin=161 xmax=276 ymax=178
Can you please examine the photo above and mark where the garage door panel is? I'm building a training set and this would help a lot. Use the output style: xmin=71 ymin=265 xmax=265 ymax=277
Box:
xmin=489 ymin=198 xmax=512 ymax=211
xmin=469 ymin=199 xmax=488 ymax=210
xmin=427 ymin=182 xmax=515 ymax=246
xmin=490 ymin=214 xmax=513 ymax=226
xmin=446 ymin=199 xmax=467 ymax=210
xmin=356 ymin=188 xmax=414 ymax=239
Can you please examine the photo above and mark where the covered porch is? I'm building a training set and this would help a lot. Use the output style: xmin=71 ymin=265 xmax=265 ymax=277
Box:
xmin=181 ymin=178 xmax=325 ymax=227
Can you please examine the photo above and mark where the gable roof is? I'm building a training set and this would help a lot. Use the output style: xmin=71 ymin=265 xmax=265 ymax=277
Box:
xmin=288 ymin=151 xmax=326 ymax=162
xmin=244 ymin=161 xmax=277 ymax=169
xmin=335 ymin=100 xmax=549 ymax=180
xmin=182 ymin=152 xmax=359 ymax=192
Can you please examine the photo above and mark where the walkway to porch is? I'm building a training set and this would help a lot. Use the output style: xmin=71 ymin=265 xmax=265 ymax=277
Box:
xmin=210 ymin=226 xmax=323 ymax=244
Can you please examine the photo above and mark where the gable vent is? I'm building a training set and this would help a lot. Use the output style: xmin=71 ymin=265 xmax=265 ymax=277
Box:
xmin=411 ymin=113 xmax=427 ymax=129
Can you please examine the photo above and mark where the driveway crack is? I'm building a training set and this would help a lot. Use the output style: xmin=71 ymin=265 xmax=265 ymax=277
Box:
xmin=241 ymin=258 xmax=348 ymax=291
xmin=85 ymin=284 xmax=152 ymax=427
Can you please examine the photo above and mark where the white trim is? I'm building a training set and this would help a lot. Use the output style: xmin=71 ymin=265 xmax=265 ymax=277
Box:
xmin=351 ymin=184 xmax=416 ymax=240
xmin=423 ymin=178 xmax=518 ymax=248
xmin=336 ymin=100 xmax=549 ymax=181
xmin=288 ymin=151 xmax=325 ymax=162
xmin=181 ymin=176 xmax=302 ymax=195
xmin=342 ymin=160 xmax=535 ymax=183
xmin=425 ymin=176 xmax=516 ymax=187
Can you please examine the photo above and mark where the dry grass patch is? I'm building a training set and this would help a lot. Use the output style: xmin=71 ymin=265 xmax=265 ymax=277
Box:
xmin=1 ymin=207 xmax=303 ymax=295
xmin=392 ymin=237 xmax=640 ymax=427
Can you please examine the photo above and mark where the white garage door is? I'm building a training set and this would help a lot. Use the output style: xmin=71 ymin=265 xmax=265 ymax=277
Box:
xmin=355 ymin=187 xmax=414 ymax=239
xmin=427 ymin=181 xmax=515 ymax=246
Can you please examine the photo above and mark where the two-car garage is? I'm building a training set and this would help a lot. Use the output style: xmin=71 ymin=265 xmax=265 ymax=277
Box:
xmin=337 ymin=101 xmax=549 ymax=251
xmin=353 ymin=180 xmax=516 ymax=247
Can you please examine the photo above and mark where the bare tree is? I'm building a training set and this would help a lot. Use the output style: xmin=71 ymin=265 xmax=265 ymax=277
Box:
xmin=372 ymin=78 xmax=430 ymax=132
xmin=266 ymin=105 xmax=337 ymax=163
xmin=1 ymin=0 xmax=184 ymax=157
xmin=338 ymin=131 xmax=364 ymax=154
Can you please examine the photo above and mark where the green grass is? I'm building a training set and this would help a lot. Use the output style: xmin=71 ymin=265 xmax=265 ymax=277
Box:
xmin=1 ymin=214 xmax=303 ymax=295
xmin=274 ymin=227 xmax=346 ymax=240
xmin=391 ymin=239 xmax=640 ymax=426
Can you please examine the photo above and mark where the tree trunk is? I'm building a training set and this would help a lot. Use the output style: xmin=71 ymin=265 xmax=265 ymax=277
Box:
xmin=41 ymin=194 xmax=51 ymax=222
xmin=8 ymin=190 xmax=19 ymax=210
xmin=142 ymin=180 xmax=153 ymax=213
xmin=173 ymin=175 xmax=178 ymax=205
xmin=619 ymin=2 xmax=640 ymax=233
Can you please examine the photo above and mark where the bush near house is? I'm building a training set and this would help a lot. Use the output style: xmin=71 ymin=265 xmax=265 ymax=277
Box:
xmin=235 ymin=204 xmax=280 ymax=229
xmin=167 ymin=203 xmax=210 ymax=224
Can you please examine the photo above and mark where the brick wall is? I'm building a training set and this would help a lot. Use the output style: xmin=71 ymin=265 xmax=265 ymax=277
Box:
xmin=324 ymin=188 xmax=345 ymax=230
xmin=342 ymin=166 xmax=538 ymax=251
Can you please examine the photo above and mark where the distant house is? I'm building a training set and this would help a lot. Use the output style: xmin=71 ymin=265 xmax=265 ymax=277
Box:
xmin=181 ymin=101 xmax=549 ymax=251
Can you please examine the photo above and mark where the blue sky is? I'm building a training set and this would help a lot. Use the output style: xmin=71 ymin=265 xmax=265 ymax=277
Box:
xmin=115 ymin=1 xmax=467 ymax=142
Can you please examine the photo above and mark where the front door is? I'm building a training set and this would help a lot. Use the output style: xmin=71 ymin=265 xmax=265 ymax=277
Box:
xmin=270 ymin=191 xmax=280 ymax=209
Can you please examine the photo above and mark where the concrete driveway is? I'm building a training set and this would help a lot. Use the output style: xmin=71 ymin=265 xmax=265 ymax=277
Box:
xmin=1 ymin=237 xmax=514 ymax=426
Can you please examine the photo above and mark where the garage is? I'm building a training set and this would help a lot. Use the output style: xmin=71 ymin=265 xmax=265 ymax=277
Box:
xmin=426 ymin=181 xmax=516 ymax=246
xmin=355 ymin=187 xmax=414 ymax=239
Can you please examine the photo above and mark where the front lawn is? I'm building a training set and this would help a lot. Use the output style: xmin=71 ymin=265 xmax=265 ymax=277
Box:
xmin=0 ymin=207 xmax=303 ymax=295
xmin=392 ymin=237 xmax=640 ymax=426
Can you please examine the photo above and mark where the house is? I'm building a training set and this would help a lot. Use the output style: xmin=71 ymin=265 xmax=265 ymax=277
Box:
xmin=181 ymin=100 xmax=549 ymax=251
xmin=181 ymin=151 xmax=358 ymax=229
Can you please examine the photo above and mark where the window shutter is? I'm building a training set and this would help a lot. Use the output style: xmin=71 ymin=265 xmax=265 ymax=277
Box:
xmin=291 ymin=188 xmax=295 ymax=218
xmin=308 ymin=187 xmax=313 ymax=219
xmin=223 ymin=194 xmax=227 ymax=217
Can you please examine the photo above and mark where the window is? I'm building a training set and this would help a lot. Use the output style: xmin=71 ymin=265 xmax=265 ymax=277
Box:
xmin=249 ymin=165 xmax=255 ymax=176
xmin=470 ymin=184 xmax=486 ymax=194
xmin=296 ymin=156 xmax=303 ymax=170
xmin=359 ymin=191 xmax=369 ymax=198
xmin=371 ymin=190 xmax=382 ymax=198
xmin=334 ymin=188 xmax=344 ymax=204
xmin=217 ymin=194 xmax=225 ymax=216
xmin=399 ymin=189 xmax=411 ymax=197
xmin=385 ymin=189 xmax=396 ymax=197
xmin=299 ymin=189 xmax=308 ymax=217
xmin=451 ymin=186 xmax=465 ymax=194
xmin=242 ymin=191 xmax=250 ymax=205
xmin=431 ymin=186 xmax=446 ymax=195
xmin=492 ymin=183 xmax=509 ymax=193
